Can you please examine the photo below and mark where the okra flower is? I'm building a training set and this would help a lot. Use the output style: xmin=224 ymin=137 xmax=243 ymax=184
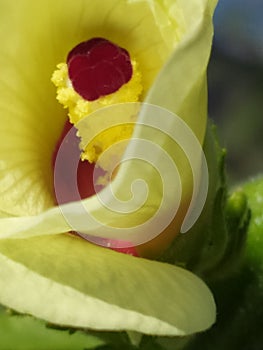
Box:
xmin=0 ymin=0 xmax=217 ymax=338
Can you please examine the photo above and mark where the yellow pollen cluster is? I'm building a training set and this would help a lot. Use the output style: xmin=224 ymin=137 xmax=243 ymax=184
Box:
xmin=51 ymin=60 xmax=143 ymax=170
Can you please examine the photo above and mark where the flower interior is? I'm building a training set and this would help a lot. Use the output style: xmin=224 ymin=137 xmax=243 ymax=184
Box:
xmin=52 ymin=37 xmax=144 ymax=255
xmin=0 ymin=0 xmax=181 ymax=219
xmin=52 ymin=37 xmax=143 ymax=198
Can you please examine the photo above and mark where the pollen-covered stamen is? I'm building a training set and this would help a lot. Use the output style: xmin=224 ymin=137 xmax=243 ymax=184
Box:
xmin=67 ymin=38 xmax=133 ymax=101
xmin=52 ymin=38 xmax=142 ymax=166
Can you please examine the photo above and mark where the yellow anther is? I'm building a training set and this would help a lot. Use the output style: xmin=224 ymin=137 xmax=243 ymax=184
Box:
xmin=51 ymin=59 xmax=143 ymax=170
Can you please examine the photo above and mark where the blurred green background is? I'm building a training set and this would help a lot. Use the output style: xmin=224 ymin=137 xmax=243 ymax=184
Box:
xmin=208 ymin=0 xmax=263 ymax=185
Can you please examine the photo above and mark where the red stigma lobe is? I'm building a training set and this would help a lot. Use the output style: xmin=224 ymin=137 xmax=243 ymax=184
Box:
xmin=67 ymin=38 xmax=133 ymax=101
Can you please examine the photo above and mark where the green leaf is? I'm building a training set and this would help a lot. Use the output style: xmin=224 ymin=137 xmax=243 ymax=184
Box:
xmin=242 ymin=176 xmax=263 ymax=267
xmin=182 ymin=176 xmax=263 ymax=349
xmin=0 ymin=307 xmax=103 ymax=350
xmin=159 ymin=121 xmax=250 ymax=281
xmin=0 ymin=234 xmax=215 ymax=336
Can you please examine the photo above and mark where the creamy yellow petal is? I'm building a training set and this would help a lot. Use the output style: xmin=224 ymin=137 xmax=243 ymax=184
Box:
xmin=0 ymin=234 xmax=216 ymax=335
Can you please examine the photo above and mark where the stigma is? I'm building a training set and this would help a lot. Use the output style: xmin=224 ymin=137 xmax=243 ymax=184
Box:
xmin=67 ymin=37 xmax=133 ymax=101
xmin=52 ymin=38 xmax=142 ymax=169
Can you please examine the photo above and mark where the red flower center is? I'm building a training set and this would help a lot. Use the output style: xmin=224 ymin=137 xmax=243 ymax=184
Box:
xmin=67 ymin=38 xmax=133 ymax=101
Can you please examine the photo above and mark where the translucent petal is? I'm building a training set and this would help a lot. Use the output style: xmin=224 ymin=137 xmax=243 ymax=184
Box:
xmin=0 ymin=234 xmax=216 ymax=335
xmin=0 ymin=103 xmax=208 ymax=248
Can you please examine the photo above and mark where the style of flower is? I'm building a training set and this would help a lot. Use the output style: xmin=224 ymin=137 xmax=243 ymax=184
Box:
xmin=0 ymin=0 xmax=217 ymax=338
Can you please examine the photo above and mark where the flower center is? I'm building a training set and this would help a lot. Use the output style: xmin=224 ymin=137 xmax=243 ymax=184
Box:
xmin=51 ymin=38 xmax=142 ymax=257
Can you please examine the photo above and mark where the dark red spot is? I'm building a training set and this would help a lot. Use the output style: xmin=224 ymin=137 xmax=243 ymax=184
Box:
xmin=67 ymin=38 xmax=133 ymax=101
xmin=52 ymin=119 xmax=138 ymax=257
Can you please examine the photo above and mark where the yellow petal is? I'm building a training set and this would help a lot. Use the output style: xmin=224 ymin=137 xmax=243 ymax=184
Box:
xmin=0 ymin=234 xmax=216 ymax=336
